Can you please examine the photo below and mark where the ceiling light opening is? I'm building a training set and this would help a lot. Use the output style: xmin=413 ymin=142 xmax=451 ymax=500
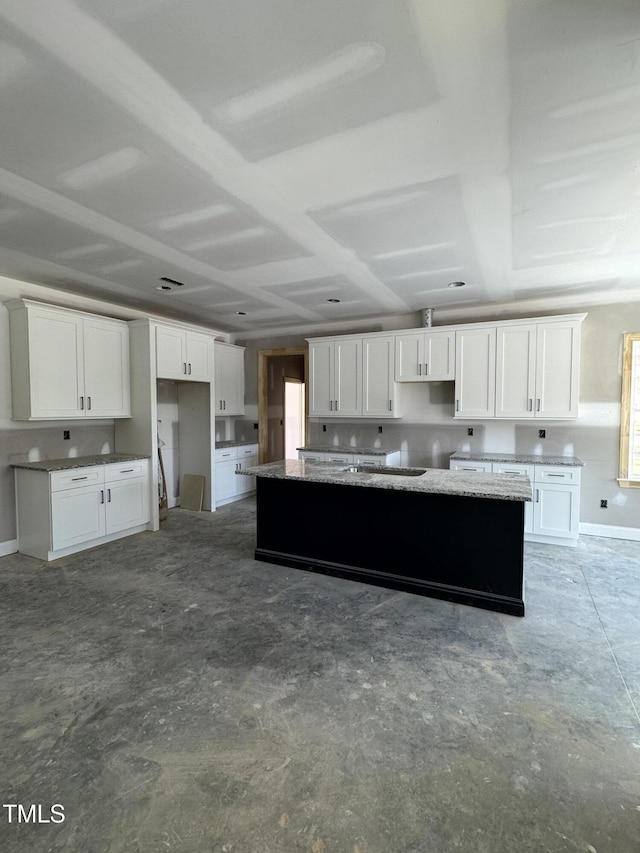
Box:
xmin=447 ymin=281 xmax=466 ymax=288
xmin=326 ymin=298 xmax=341 ymax=303
xmin=236 ymin=311 xmax=247 ymax=315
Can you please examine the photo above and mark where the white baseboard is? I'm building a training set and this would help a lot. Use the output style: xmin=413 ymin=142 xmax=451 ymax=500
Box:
xmin=579 ymin=522 xmax=640 ymax=541
xmin=0 ymin=539 xmax=18 ymax=557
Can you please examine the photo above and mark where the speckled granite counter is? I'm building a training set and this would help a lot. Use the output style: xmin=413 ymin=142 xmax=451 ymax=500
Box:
xmin=450 ymin=451 xmax=583 ymax=466
xmin=240 ymin=459 xmax=531 ymax=502
xmin=216 ymin=440 xmax=259 ymax=449
xmin=11 ymin=453 xmax=149 ymax=472
xmin=297 ymin=445 xmax=400 ymax=457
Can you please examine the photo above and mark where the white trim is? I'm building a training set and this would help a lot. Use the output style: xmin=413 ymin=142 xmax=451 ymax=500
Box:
xmin=0 ymin=539 xmax=18 ymax=557
xmin=579 ymin=522 xmax=640 ymax=541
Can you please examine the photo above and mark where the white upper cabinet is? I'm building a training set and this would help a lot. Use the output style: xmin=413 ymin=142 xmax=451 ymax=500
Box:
xmin=214 ymin=342 xmax=245 ymax=415
xmin=308 ymin=338 xmax=362 ymax=417
xmin=156 ymin=325 xmax=211 ymax=381
xmin=395 ymin=330 xmax=455 ymax=381
xmin=495 ymin=320 xmax=582 ymax=419
xmin=362 ymin=335 xmax=396 ymax=417
xmin=454 ymin=327 xmax=497 ymax=418
xmin=7 ymin=299 xmax=130 ymax=420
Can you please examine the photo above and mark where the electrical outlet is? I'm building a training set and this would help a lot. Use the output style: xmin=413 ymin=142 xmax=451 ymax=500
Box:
xmin=600 ymin=499 xmax=608 ymax=508
xmin=378 ymin=426 xmax=383 ymax=433
xmin=467 ymin=428 xmax=473 ymax=436
xmin=63 ymin=430 xmax=70 ymax=440
xmin=538 ymin=429 xmax=546 ymax=438
xmin=322 ymin=424 xmax=327 ymax=432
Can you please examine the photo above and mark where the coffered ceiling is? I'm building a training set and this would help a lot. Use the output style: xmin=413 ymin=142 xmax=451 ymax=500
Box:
xmin=0 ymin=0 xmax=639 ymax=336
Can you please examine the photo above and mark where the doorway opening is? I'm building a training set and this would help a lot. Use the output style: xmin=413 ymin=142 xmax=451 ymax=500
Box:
xmin=258 ymin=348 xmax=308 ymax=463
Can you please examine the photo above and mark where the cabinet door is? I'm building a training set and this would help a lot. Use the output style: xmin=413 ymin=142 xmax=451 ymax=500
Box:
xmin=225 ymin=346 xmax=245 ymax=415
xmin=215 ymin=459 xmax=239 ymax=502
xmin=29 ymin=308 xmax=85 ymax=418
xmin=362 ymin=336 xmax=395 ymax=417
xmin=237 ymin=455 xmax=258 ymax=494
xmin=533 ymin=483 xmax=579 ymax=539
xmin=395 ymin=333 xmax=424 ymax=381
xmin=105 ymin=478 xmax=149 ymax=533
xmin=454 ymin=328 xmax=496 ymax=418
xmin=424 ymin=331 xmax=455 ymax=380
xmin=185 ymin=333 xmax=211 ymax=381
xmin=214 ymin=344 xmax=245 ymax=414
xmin=51 ymin=483 xmax=106 ymax=550
xmin=308 ymin=341 xmax=334 ymax=417
xmin=535 ymin=322 xmax=580 ymax=418
xmin=156 ymin=326 xmax=186 ymax=379
xmin=83 ymin=317 xmax=131 ymax=417
xmin=334 ymin=339 xmax=362 ymax=417
xmin=495 ymin=325 xmax=536 ymax=418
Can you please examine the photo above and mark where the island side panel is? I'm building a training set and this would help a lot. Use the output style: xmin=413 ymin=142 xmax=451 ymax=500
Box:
xmin=254 ymin=478 xmax=525 ymax=616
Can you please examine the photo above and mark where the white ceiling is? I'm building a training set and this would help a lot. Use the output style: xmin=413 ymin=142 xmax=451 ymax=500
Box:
xmin=0 ymin=0 xmax=639 ymax=337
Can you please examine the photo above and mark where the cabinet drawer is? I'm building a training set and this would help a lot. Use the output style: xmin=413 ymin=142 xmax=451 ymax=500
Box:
xmin=535 ymin=465 xmax=581 ymax=485
xmin=298 ymin=452 xmax=326 ymax=462
xmin=237 ymin=444 xmax=259 ymax=458
xmin=50 ymin=466 xmax=104 ymax=492
xmin=450 ymin=461 xmax=493 ymax=473
xmin=215 ymin=447 xmax=238 ymax=462
xmin=492 ymin=462 xmax=535 ymax=480
xmin=104 ymin=460 xmax=148 ymax=482
xmin=326 ymin=453 xmax=354 ymax=464
xmin=355 ymin=455 xmax=384 ymax=466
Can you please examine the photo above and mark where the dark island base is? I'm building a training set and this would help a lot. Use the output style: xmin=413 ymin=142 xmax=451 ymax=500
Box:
xmin=254 ymin=478 xmax=525 ymax=616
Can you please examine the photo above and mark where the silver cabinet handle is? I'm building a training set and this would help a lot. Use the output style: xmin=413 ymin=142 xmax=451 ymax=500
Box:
xmin=120 ymin=469 xmax=134 ymax=473
xmin=223 ymin=400 xmax=226 ymax=410
xmin=455 ymin=399 xmax=460 ymax=412
xmin=219 ymin=400 xmax=223 ymax=410
xmin=537 ymin=398 xmax=541 ymax=412
xmin=107 ymin=488 xmax=112 ymax=502
xmin=87 ymin=396 xmax=91 ymax=410
xmin=424 ymin=363 xmax=428 ymax=375
xmin=71 ymin=476 xmax=88 ymax=481
xmin=546 ymin=473 xmax=565 ymax=478
xmin=389 ymin=399 xmax=392 ymax=411
xmin=183 ymin=362 xmax=187 ymax=374
xmin=80 ymin=396 xmax=84 ymax=410
xmin=535 ymin=489 xmax=540 ymax=502
xmin=100 ymin=490 xmax=104 ymax=504
xmin=329 ymin=400 xmax=333 ymax=411
xmin=418 ymin=363 xmax=422 ymax=375
xmin=503 ymin=470 xmax=522 ymax=475
xmin=528 ymin=398 xmax=533 ymax=411
xmin=335 ymin=400 xmax=338 ymax=410
xmin=188 ymin=363 xmax=192 ymax=375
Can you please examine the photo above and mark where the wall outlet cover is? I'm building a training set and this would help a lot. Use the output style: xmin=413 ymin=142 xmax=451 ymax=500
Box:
xmin=63 ymin=430 xmax=70 ymax=440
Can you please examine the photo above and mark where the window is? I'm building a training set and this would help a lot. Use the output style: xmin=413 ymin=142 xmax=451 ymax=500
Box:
xmin=619 ymin=332 xmax=640 ymax=487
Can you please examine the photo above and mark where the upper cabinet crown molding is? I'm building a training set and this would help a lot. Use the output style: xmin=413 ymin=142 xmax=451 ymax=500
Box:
xmin=6 ymin=298 xmax=131 ymax=421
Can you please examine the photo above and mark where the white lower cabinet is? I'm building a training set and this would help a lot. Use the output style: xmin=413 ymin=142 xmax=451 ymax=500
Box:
xmin=15 ymin=459 xmax=150 ymax=561
xmin=215 ymin=444 xmax=258 ymax=506
xmin=448 ymin=458 xmax=581 ymax=546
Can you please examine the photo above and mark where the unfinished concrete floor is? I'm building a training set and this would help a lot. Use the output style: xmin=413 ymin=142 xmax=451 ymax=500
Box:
xmin=0 ymin=499 xmax=639 ymax=853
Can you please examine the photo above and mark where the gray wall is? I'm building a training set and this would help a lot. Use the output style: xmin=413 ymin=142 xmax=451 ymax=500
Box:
xmin=236 ymin=301 xmax=640 ymax=533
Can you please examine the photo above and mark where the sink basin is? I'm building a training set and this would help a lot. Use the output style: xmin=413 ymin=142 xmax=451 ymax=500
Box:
xmin=342 ymin=465 xmax=427 ymax=477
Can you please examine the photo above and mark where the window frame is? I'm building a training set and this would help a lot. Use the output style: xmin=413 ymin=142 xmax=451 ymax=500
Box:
xmin=618 ymin=332 xmax=640 ymax=488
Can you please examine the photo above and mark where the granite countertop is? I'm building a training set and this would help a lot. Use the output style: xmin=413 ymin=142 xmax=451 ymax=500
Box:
xmin=450 ymin=451 xmax=584 ymax=467
xmin=11 ymin=453 xmax=149 ymax=472
xmin=297 ymin=445 xmax=400 ymax=456
xmin=239 ymin=460 xmax=532 ymax=502
xmin=216 ymin=440 xmax=259 ymax=449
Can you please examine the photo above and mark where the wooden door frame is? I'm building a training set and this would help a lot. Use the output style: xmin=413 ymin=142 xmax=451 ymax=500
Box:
xmin=258 ymin=347 xmax=308 ymax=464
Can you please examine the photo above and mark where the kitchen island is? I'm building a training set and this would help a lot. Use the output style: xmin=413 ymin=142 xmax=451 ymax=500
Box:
xmin=239 ymin=460 xmax=532 ymax=616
